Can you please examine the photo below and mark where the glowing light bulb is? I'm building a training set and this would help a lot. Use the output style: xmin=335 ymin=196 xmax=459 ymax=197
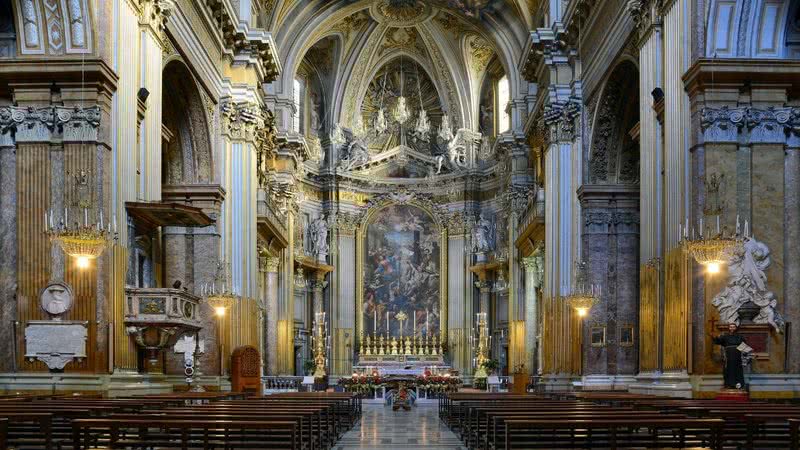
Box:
xmin=706 ymin=262 xmax=721 ymax=274
xmin=576 ymin=307 xmax=588 ymax=318
xmin=215 ymin=306 xmax=226 ymax=317
xmin=76 ymin=256 xmax=90 ymax=269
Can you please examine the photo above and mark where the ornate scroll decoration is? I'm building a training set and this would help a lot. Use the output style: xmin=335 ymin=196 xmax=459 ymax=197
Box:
xmin=369 ymin=0 xmax=435 ymax=27
xmin=140 ymin=0 xmax=174 ymax=43
xmin=202 ymin=0 xmax=279 ymax=81
xmin=359 ymin=188 xmax=450 ymax=229
xmin=543 ymin=98 xmax=580 ymax=144
xmin=256 ymin=108 xmax=278 ymax=188
xmin=335 ymin=212 xmax=361 ymax=236
xmin=55 ymin=106 xmax=101 ymax=142
xmin=701 ymin=106 xmax=800 ymax=143
xmin=0 ymin=105 xmax=100 ymax=143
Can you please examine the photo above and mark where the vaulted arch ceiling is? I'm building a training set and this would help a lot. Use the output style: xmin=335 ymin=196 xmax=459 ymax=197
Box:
xmin=270 ymin=0 xmax=530 ymax=131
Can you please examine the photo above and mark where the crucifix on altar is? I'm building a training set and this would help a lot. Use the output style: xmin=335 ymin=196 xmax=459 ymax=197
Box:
xmin=395 ymin=311 xmax=408 ymax=338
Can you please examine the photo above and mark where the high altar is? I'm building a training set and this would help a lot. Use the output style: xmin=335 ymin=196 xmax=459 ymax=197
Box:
xmin=352 ymin=198 xmax=451 ymax=374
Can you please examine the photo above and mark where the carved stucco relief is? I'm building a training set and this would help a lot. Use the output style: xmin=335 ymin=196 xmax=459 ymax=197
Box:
xmin=15 ymin=0 xmax=93 ymax=55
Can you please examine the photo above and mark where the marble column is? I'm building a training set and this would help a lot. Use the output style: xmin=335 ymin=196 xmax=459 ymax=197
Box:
xmin=522 ymin=252 xmax=544 ymax=373
xmin=265 ymin=255 xmax=280 ymax=375
xmin=0 ymin=133 xmax=16 ymax=372
xmin=785 ymin=144 xmax=800 ymax=372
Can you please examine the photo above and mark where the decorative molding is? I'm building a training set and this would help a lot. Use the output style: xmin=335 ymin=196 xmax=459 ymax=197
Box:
xmin=0 ymin=105 xmax=101 ymax=144
xmin=55 ymin=105 xmax=101 ymax=142
xmin=701 ymin=106 xmax=800 ymax=144
xmin=335 ymin=212 xmax=360 ymax=236
xmin=202 ymin=0 xmax=280 ymax=82
xmin=543 ymin=98 xmax=581 ymax=144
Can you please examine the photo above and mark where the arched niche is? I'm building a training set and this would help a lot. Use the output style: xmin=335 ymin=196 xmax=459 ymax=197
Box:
xmin=588 ymin=61 xmax=640 ymax=185
xmin=161 ymin=60 xmax=213 ymax=185
xmin=0 ymin=1 xmax=16 ymax=58
xmin=706 ymin=0 xmax=800 ymax=58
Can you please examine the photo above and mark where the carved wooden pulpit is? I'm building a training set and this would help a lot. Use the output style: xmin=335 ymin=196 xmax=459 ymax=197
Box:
xmin=231 ymin=345 xmax=262 ymax=393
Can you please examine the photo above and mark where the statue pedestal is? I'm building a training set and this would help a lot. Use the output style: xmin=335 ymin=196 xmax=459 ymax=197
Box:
xmin=715 ymin=388 xmax=749 ymax=401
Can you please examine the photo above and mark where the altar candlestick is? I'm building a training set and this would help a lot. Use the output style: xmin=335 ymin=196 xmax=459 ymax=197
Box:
xmin=426 ymin=310 xmax=429 ymax=335
xmin=716 ymin=215 xmax=719 ymax=234
xmin=386 ymin=311 xmax=389 ymax=335
xmin=84 ymin=208 xmax=88 ymax=227
xmin=373 ymin=310 xmax=377 ymax=334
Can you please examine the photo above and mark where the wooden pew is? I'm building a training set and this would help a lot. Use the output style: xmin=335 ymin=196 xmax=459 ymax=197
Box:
xmin=503 ymin=417 xmax=725 ymax=450
xmin=0 ymin=418 xmax=7 ymax=450
xmin=72 ymin=417 xmax=299 ymax=450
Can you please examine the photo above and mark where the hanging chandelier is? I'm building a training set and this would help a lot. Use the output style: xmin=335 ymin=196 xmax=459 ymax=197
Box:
xmin=200 ymin=262 xmax=239 ymax=314
xmin=393 ymin=96 xmax=411 ymax=124
xmin=564 ymin=261 xmax=600 ymax=317
xmin=392 ymin=55 xmax=411 ymax=125
xmin=45 ymin=208 xmax=117 ymax=269
xmin=679 ymin=215 xmax=746 ymax=274
xmin=374 ymin=108 xmax=388 ymax=134
xmin=412 ymin=61 xmax=430 ymax=139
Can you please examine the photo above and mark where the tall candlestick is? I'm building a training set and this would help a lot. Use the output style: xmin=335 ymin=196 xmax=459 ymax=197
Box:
xmin=413 ymin=311 xmax=416 ymax=336
xmin=84 ymin=208 xmax=88 ymax=227
xmin=426 ymin=310 xmax=429 ymax=335
xmin=386 ymin=311 xmax=389 ymax=335
xmin=374 ymin=310 xmax=377 ymax=334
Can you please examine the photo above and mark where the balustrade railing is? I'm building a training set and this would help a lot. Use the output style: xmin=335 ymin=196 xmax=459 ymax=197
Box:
xmin=262 ymin=376 xmax=304 ymax=392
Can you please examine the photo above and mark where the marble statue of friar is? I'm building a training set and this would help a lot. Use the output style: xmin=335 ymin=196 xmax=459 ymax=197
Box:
xmin=712 ymin=323 xmax=748 ymax=389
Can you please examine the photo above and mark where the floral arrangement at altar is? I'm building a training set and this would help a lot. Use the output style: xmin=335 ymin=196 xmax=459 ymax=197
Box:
xmin=338 ymin=373 xmax=461 ymax=398
xmin=338 ymin=373 xmax=383 ymax=395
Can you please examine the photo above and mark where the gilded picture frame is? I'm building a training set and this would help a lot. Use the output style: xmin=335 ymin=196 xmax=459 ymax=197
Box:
xmin=355 ymin=200 xmax=448 ymax=345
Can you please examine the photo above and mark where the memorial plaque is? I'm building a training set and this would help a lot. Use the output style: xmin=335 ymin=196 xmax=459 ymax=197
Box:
xmin=24 ymin=321 xmax=88 ymax=370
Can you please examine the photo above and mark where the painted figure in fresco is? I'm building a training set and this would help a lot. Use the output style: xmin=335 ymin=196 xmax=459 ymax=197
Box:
xmin=712 ymin=323 xmax=749 ymax=389
xmin=364 ymin=205 xmax=440 ymax=337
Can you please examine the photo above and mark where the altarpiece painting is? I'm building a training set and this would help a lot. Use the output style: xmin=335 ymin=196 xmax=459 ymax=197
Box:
xmin=363 ymin=204 xmax=441 ymax=338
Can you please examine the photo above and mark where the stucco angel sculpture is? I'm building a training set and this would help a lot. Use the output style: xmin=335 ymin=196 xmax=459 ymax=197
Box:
xmin=711 ymin=237 xmax=784 ymax=332
xmin=472 ymin=213 xmax=495 ymax=253
xmin=339 ymin=135 xmax=371 ymax=172
xmin=308 ymin=215 xmax=329 ymax=262
xmin=436 ymin=129 xmax=473 ymax=174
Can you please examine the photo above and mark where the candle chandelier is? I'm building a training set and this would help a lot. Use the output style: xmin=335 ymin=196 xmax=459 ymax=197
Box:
xmin=332 ymin=55 xmax=443 ymax=145
xmin=45 ymin=207 xmax=118 ymax=269
xmin=565 ymin=261 xmax=600 ymax=318
xmin=679 ymin=215 xmax=747 ymax=273
xmin=200 ymin=261 xmax=239 ymax=313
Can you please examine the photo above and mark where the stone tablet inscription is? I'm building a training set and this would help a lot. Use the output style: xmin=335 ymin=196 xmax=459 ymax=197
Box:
xmin=24 ymin=321 xmax=88 ymax=370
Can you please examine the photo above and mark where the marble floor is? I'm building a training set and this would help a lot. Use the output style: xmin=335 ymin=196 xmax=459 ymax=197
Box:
xmin=334 ymin=403 xmax=467 ymax=450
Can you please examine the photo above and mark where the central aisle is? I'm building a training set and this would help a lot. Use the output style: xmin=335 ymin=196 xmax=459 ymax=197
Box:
xmin=334 ymin=403 xmax=467 ymax=450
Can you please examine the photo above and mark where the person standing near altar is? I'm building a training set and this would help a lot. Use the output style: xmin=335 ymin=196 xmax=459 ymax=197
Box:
xmin=712 ymin=323 xmax=748 ymax=389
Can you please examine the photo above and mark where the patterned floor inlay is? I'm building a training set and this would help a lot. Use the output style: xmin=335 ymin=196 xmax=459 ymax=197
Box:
xmin=334 ymin=403 xmax=467 ymax=450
